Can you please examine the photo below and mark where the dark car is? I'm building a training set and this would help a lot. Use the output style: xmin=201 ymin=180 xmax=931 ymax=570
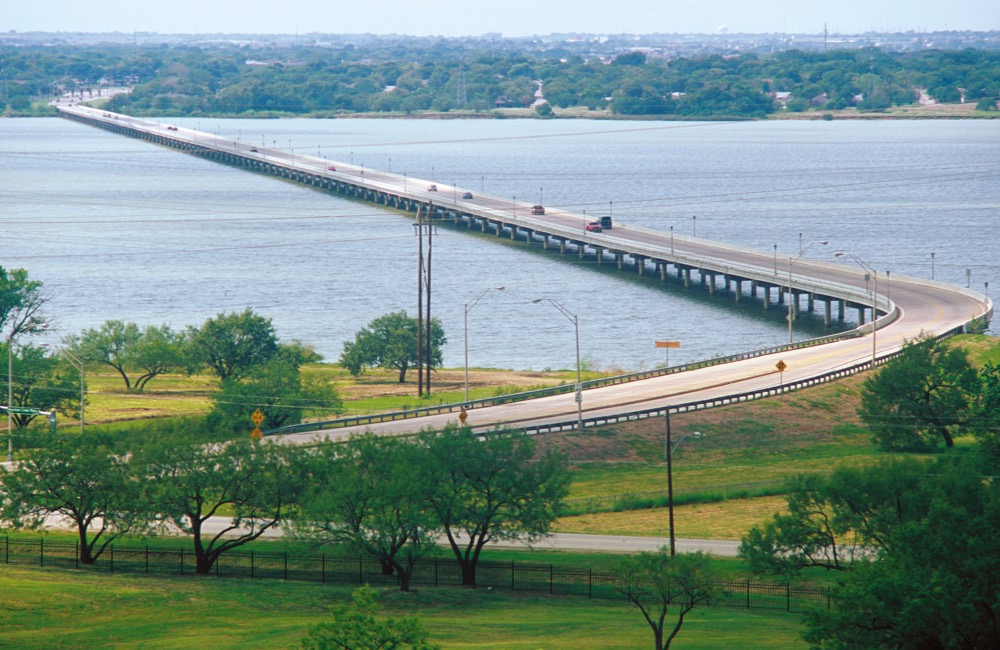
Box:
xmin=586 ymin=221 xmax=603 ymax=232
xmin=600 ymin=216 xmax=613 ymax=230
xmin=462 ymin=192 xmax=474 ymax=199
xmin=531 ymin=204 xmax=545 ymax=215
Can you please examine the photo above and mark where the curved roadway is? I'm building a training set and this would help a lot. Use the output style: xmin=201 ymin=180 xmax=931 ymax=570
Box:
xmin=55 ymin=105 xmax=993 ymax=445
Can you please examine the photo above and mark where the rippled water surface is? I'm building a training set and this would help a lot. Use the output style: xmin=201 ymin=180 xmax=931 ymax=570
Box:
xmin=2 ymin=117 xmax=997 ymax=370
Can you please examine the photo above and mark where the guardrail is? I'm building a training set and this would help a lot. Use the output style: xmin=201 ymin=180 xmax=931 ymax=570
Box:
xmin=262 ymin=330 xmax=866 ymax=438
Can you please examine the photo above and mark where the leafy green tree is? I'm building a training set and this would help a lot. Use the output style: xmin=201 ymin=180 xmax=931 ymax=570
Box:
xmin=0 ymin=343 xmax=77 ymax=432
xmin=787 ymin=458 xmax=1000 ymax=650
xmin=971 ymin=362 xmax=1000 ymax=469
xmin=0 ymin=265 xmax=51 ymax=346
xmin=0 ymin=430 xmax=150 ymax=564
xmin=139 ymin=423 xmax=304 ymax=574
xmin=65 ymin=320 xmax=185 ymax=392
xmin=859 ymin=335 xmax=979 ymax=449
xmin=293 ymin=435 xmax=435 ymax=592
xmin=301 ymin=586 xmax=439 ymax=650
xmin=416 ymin=425 xmax=569 ymax=586
xmin=339 ymin=311 xmax=445 ymax=383
xmin=615 ymin=550 xmax=716 ymax=650
xmin=187 ymin=308 xmax=279 ymax=381
xmin=739 ymin=459 xmax=931 ymax=575
xmin=208 ymin=357 xmax=342 ymax=432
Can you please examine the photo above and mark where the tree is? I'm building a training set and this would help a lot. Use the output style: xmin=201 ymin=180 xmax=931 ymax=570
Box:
xmin=971 ymin=362 xmax=1000 ymax=469
xmin=739 ymin=460 xmax=931 ymax=575
xmin=187 ymin=308 xmax=279 ymax=381
xmin=293 ymin=435 xmax=435 ymax=592
xmin=0 ymin=343 xmax=77 ymax=432
xmin=301 ymin=586 xmax=439 ymax=650
xmin=417 ymin=425 xmax=569 ymax=586
xmin=65 ymin=320 xmax=185 ymax=392
xmin=208 ymin=357 xmax=342 ymax=432
xmin=859 ymin=334 xmax=979 ymax=449
xmin=0 ymin=430 xmax=150 ymax=564
xmin=784 ymin=458 xmax=1000 ymax=650
xmin=615 ymin=550 xmax=716 ymax=650
xmin=0 ymin=266 xmax=51 ymax=343
xmin=139 ymin=423 xmax=304 ymax=574
xmin=339 ymin=311 xmax=445 ymax=383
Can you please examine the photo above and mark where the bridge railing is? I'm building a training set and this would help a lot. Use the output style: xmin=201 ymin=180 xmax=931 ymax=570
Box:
xmin=262 ymin=330 xmax=866 ymax=438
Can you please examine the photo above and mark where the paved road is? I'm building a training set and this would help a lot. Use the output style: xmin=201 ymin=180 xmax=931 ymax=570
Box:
xmin=38 ymin=514 xmax=740 ymax=556
xmin=56 ymin=104 xmax=993 ymax=442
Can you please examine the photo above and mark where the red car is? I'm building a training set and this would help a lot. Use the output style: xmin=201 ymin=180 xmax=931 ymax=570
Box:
xmin=327 ymin=165 xmax=337 ymax=171
xmin=586 ymin=221 xmax=603 ymax=232
xmin=531 ymin=205 xmax=545 ymax=215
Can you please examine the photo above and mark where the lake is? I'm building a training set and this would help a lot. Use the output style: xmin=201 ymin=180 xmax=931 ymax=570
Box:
xmin=1 ymin=116 xmax=996 ymax=371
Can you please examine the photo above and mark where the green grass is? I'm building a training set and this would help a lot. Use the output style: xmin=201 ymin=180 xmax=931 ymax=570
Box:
xmin=0 ymin=565 xmax=809 ymax=649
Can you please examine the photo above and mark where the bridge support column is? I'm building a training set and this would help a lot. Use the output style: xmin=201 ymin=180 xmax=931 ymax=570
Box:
xmin=616 ymin=253 xmax=624 ymax=270
xmin=706 ymin=273 xmax=715 ymax=294
xmin=733 ymin=279 xmax=742 ymax=302
xmin=658 ymin=262 xmax=667 ymax=282
xmin=682 ymin=268 xmax=691 ymax=288
xmin=824 ymin=301 xmax=832 ymax=326
xmin=636 ymin=256 xmax=646 ymax=276
xmin=762 ymin=285 xmax=771 ymax=310
xmin=808 ymin=293 xmax=815 ymax=312
xmin=593 ymin=248 xmax=604 ymax=265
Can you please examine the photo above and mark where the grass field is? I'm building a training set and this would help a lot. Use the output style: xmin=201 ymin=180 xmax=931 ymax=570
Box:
xmin=0 ymin=565 xmax=810 ymax=649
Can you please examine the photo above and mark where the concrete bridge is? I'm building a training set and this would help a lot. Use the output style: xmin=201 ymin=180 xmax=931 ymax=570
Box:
xmin=57 ymin=104 xmax=994 ymax=440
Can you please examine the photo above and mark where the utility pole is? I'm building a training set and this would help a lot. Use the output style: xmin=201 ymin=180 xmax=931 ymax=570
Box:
xmin=414 ymin=204 xmax=435 ymax=396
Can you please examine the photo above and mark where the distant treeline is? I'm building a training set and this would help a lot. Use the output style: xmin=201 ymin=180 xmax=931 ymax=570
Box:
xmin=3 ymin=42 xmax=1000 ymax=117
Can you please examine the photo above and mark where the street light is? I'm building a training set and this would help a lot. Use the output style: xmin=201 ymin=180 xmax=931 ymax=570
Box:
xmin=666 ymin=412 xmax=701 ymax=557
xmin=533 ymin=298 xmax=583 ymax=432
xmin=787 ymin=240 xmax=829 ymax=344
xmin=464 ymin=287 xmax=505 ymax=401
xmin=6 ymin=331 xmax=12 ymax=462
xmin=834 ymin=252 xmax=879 ymax=369
xmin=61 ymin=349 xmax=85 ymax=433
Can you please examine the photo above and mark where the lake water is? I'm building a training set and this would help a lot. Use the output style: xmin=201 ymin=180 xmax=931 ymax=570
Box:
xmin=1 ymin=117 xmax=997 ymax=371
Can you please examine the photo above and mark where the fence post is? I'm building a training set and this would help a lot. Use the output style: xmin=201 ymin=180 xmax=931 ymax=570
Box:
xmin=75 ymin=541 xmax=79 ymax=570
xmin=746 ymin=580 xmax=750 ymax=609
xmin=550 ymin=564 xmax=554 ymax=594
xmin=284 ymin=552 xmax=288 ymax=581
xmin=787 ymin=583 xmax=791 ymax=612
xmin=321 ymin=554 xmax=325 ymax=584
xmin=40 ymin=538 xmax=44 ymax=567
xmin=180 ymin=547 xmax=184 ymax=575
xmin=145 ymin=546 xmax=149 ymax=574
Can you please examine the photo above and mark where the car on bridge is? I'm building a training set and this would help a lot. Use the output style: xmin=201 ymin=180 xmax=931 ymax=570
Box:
xmin=586 ymin=221 xmax=603 ymax=232
xmin=462 ymin=192 xmax=474 ymax=199
xmin=600 ymin=216 xmax=613 ymax=230
xmin=531 ymin=204 xmax=545 ymax=215
xmin=427 ymin=184 xmax=438 ymax=191
xmin=327 ymin=165 xmax=336 ymax=171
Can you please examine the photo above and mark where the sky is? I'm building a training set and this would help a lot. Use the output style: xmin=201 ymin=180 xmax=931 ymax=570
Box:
xmin=4 ymin=0 xmax=999 ymax=37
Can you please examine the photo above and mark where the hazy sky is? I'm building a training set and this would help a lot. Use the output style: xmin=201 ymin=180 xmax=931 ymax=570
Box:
xmin=4 ymin=0 xmax=998 ymax=36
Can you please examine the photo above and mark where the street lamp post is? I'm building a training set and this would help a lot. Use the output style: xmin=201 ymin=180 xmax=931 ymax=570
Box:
xmin=464 ymin=287 xmax=505 ymax=401
xmin=787 ymin=240 xmax=829 ymax=344
xmin=6 ymin=332 xmax=12 ymax=462
xmin=666 ymin=412 xmax=701 ymax=557
xmin=533 ymin=298 xmax=583 ymax=432
xmin=61 ymin=349 xmax=85 ymax=433
xmin=834 ymin=252 xmax=879 ymax=369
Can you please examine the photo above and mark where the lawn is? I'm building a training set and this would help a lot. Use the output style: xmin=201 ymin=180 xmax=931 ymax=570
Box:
xmin=0 ymin=565 xmax=810 ymax=649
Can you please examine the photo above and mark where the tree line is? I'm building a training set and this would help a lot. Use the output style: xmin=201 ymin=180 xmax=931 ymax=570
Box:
xmin=4 ymin=41 xmax=1000 ymax=117
xmin=2 ymin=264 xmax=449 ymax=439
xmin=0 ymin=421 xmax=569 ymax=590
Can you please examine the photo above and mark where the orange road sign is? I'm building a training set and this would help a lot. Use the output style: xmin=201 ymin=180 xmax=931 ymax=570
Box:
xmin=655 ymin=341 xmax=681 ymax=348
